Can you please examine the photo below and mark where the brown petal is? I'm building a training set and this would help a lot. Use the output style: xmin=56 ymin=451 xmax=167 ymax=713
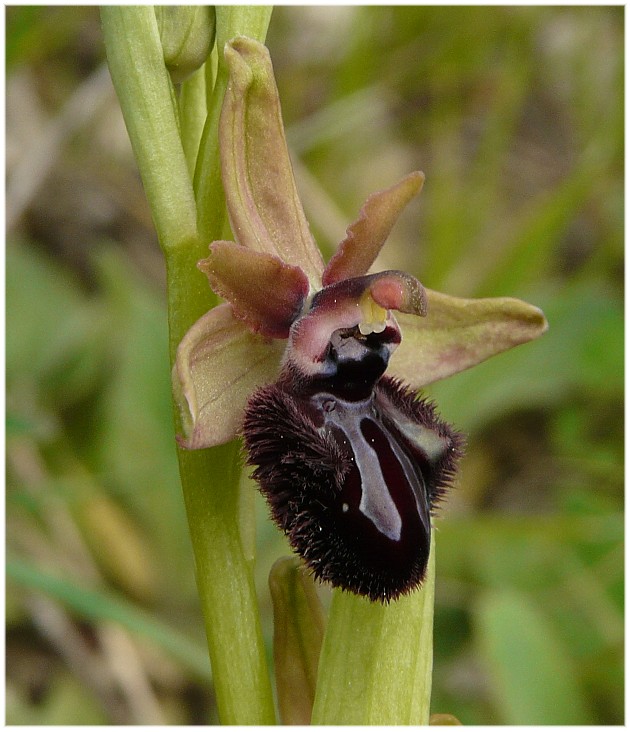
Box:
xmin=221 ymin=37 xmax=324 ymax=288
xmin=389 ymin=289 xmax=548 ymax=388
xmin=173 ymin=303 xmax=286 ymax=449
xmin=322 ymin=171 xmax=425 ymax=287
xmin=198 ymin=242 xmax=309 ymax=338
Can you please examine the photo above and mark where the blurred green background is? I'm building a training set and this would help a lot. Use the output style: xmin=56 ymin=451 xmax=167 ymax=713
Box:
xmin=6 ymin=6 xmax=623 ymax=725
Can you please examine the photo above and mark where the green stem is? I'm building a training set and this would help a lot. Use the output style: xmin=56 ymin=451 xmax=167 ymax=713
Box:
xmin=179 ymin=65 xmax=208 ymax=179
xmin=311 ymin=536 xmax=436 ymax=724
xmin=166 ymin=235 xmax=275 ymax=727
xmin=175 ymin=442 xmax=275 ymax=723
xmin=101 ymin=6 xmax=276 ymax=723
xmin=101 ymin=7 xmax=197 ymax=252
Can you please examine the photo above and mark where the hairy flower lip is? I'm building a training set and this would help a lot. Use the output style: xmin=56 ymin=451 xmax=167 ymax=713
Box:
xmin=243 ymin=374 xmax=465 ymax=601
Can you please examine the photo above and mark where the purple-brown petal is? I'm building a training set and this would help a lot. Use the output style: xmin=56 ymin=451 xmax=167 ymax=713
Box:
xmin=322 ymin=171 xmax=425 ymax=287
xmin=221 ymin=37 xmax=324 ymax=288
xmin=198 ymin=242 xmax=309 ymax=338
xmin=389 ymin=288 xmax=549 ymax=389
xmin=173 ymin=302 xmax=286 ymax=449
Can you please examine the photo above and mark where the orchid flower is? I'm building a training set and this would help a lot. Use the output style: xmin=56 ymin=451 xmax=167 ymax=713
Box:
xmin=173 ymin=36 xmax=548 ymax=602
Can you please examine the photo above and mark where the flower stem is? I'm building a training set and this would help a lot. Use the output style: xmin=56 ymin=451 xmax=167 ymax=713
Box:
xmin=101 ymin=6 xmax=276 ymax=723
xmin=101 ymin=7 xmax=197 ymax=253
xmin=175 ymin=442 xmax=275 ymax=723
xmin=166 ymin=245 xmax=276 ymax=724
xmin=311 ymin=535 xmax=435 ymax=724
xmin=179 ymin=66 xmax=208 ymax=179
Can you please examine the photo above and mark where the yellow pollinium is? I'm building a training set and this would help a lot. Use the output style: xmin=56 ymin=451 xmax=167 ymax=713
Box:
xmin=358 ymin=291 xmax=388 ymax=336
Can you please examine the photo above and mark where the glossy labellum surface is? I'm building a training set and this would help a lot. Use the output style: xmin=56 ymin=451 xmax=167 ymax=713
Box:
xmin=244 ymin=297 xmax=464 ymax=602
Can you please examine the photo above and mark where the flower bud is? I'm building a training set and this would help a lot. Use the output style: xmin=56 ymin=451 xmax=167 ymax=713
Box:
xmin=155 ymin=6 xmax=215 ymax=84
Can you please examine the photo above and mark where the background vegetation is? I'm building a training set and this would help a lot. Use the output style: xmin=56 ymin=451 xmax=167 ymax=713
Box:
xmin=6 ymin=6 xmax=623 ymax=725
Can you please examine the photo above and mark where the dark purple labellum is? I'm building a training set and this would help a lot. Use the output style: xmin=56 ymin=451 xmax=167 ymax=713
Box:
xmin=243 ymin=323 xmax=464 ymax=602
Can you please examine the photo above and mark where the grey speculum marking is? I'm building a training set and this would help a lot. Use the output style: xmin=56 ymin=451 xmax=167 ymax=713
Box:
xmin=312 ymin=393 xmax=428 ymax=542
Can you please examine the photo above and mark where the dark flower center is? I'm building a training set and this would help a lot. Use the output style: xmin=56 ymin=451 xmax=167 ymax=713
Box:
xmin=307 ymin=325 xmax=401 ymax=401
